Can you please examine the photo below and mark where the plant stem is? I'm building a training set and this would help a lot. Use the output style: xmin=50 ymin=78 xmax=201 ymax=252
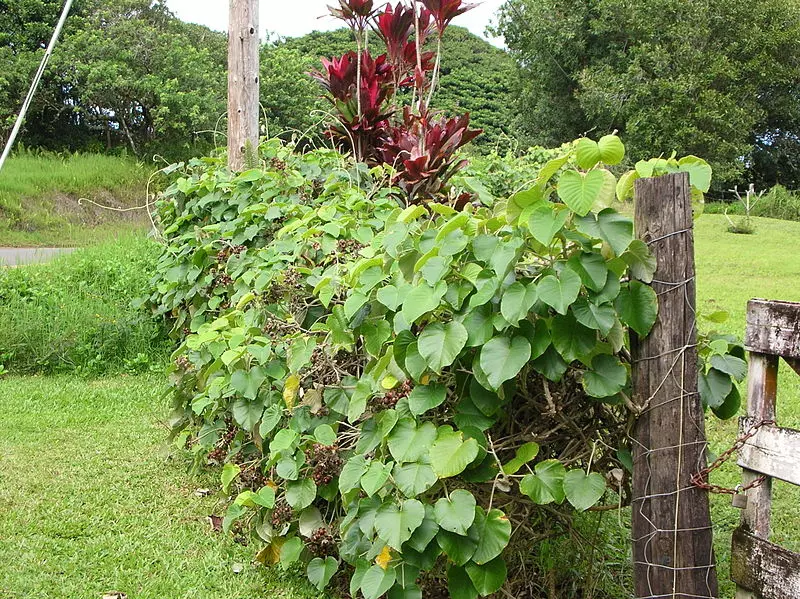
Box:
xmin=425 ymin=35 xmax=442 ymax=109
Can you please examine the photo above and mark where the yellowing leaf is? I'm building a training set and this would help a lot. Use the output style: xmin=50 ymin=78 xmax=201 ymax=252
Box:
xmin=420 ymin=374 xmax=430 ymax=385
xmin=235 ymin=292 xmax=256 ymax=310
xmin=381 ymin=375 xmax=399 ymax=390
xmin=283 ymin=374 xmax=300 ymax=410
xmin=255 ymin=536 xmax=286 ymax=565
xmin=376 ymin=545 xmax=393 ymax=570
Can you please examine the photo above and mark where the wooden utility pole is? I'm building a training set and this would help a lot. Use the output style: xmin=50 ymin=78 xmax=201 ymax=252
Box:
xmin=227 ymin=0 xmax=259 ymax=171
xmin=631 ymin=172 xmax=719 ymax=599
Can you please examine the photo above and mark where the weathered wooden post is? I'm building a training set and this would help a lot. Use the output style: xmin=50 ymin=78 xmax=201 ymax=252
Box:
xmin=631 ymin=172 xmax=719 ymax=598
xmin=227 ymin=0 xmax=259 ymax=171
xmin=731 ymin=298 xmax=800 ymax=599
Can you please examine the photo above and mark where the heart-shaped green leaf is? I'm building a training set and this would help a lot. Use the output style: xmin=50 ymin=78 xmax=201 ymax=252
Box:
xmin=470 ymin=507 xmax=511 ymax=564
xmin=501 ymin=441 xmax=539 ymax=475
xmin=361 ymin=460 xmax=394 ymax=497
xmin=408 ymin=383 xmax=447 ymax=416
xmin=434 ymin=489 xmax=477 ymax=535
xmin=582 ymin=354 xmax=627 ymax=398
xmin=285 ymin=478 xmax=316 ymax=509
xmin=402 ymin=282 xmax=446 ymax=324
xmin=616 ymin=280 xmax=658 ymax=336
xmin=575 ymin=138 xmax=602 ymax=170
xmin=537 ymin=268 xmax=582 ymax=315
xmin=576 ymin=209 xmax=634 ymax=256
xmin=466 ymin=557 xmax=507 ymax=596
xmin=448 ymin=564 xmax=479 ymax=599
xmin=500 ymin=281 xmax=538 ymax=325
xmin=430 ymin=426 xmax=480 ymax=478
xmin=519 ymin=459 xmax=566 ymax=504
xmin=557 ymin=169 xmax=607 ymax=216
xmin=375 ymin=499 xmax=425 ymax=550
xmin=597 ymin=134 xmax=625 ymax=165
xmin=528 ymin=204 xmax=568 ymax=246
xmin=231 ymin=397 xmax=264 ymax=432
xmin=551 ymin=312 xmax=596 ymax=362
xmin=393 ymin=461 xmax=438 ymax=497
xmin=339 ymin=455 xmax=370 ymax=493
xmin=361 ymin=564 xmax=397 ymax=599
xmin=388 ymin=419 xmax=437 ymax=463
xmin=699 ymin=368 xmax=733 ymax=409
xmin=622 ymin=239 xmax=656 ymax=283
xmin=418 ymin=321 xmax=468 ymax=373
xmin=563 ymin=470 xmax=606 ymax=511
xmin=571 ymin=298 xmax=616 ymax=335
xmin=307 ymin=556 xmax=339 ymax=591
xmin=478 ymin=335 xmax=532 ymax=390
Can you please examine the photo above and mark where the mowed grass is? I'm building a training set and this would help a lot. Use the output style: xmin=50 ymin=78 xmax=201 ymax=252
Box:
xmin=0 ymin=375 xmax=322 ymax=599
xmin=0 ymin=151 xmax=152 ymax=247
xmin=694 ymin=214 xmax=800 ymax=598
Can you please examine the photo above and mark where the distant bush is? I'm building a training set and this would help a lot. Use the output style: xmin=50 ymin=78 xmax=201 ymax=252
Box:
xmin=705 ymin=184 xmax=800 ymax=222
xmin=0 ymin=234 xmax=170 ymax=374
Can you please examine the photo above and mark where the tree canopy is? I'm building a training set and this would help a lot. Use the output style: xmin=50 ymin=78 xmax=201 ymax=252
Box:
xmin=496 ymin=0 xmax=800 ymax=189
xmin=1 ymin=1 xmax=516 ymax=159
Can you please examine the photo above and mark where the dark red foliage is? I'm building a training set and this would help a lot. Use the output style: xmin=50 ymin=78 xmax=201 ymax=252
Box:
xmin=420 ymin=0 xmax=477 ymax=33
xmin=312 ymin=50 xmax=396 ymax=162
xmin=380 ymin=107 xmax=482 ymax=202
xmin=313 ymin=0 xmax=481 ymax=200
xmin=373 ymin=2 xmax=415 ymax=65
xmin=328 ymin=0 xmax=375 ymax=29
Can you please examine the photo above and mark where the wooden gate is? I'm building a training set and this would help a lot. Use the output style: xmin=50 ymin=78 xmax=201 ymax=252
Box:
xmin=731 ymin=299 xmax=800 ymax=599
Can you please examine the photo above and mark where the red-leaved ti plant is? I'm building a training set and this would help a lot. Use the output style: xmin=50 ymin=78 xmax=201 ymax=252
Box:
xmin=316 ymin=0 xmax=481 ymax=204
xmin=419 ymin=0 xmax=477 ymax=33
xmin=373 ymin=3 xmax=434 ymax=89
xmin=328 ymin=0 xmax=375 ymax=30
xmin=380 ymin=106 xmax=482 ymax=203
xmin=312 ymin=51 xmax=395 ymax=163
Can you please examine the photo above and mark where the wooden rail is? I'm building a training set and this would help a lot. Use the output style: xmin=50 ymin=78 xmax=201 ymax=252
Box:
xmin=732 ymin=298 xmax=800 ymax=599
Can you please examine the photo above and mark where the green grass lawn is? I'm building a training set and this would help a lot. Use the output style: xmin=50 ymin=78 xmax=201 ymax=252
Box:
xmin=0 ymin=213 xmax=797 ymax=599
xmin=695 ymin=215 xmax=800 ymax=598
xmin=0 ymin=375 xmax=321 ymax=599
xmin=0 ymin=151 xmax=152 ymax=247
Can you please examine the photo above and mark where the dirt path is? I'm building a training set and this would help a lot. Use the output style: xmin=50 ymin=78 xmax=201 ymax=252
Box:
xmin=0 ymin=247 xmax=75 ymax=266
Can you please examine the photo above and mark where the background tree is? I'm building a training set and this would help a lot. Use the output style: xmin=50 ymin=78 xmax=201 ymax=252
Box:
xmin=496 ymin=0 xmax=800 ymax=189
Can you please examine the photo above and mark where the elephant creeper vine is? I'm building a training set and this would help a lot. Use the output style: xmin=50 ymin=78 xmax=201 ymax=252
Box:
xmin=150 ymin=132 xmax=744 ymax=597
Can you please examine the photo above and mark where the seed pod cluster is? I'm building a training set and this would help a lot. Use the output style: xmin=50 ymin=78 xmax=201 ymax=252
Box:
xmin=306 ymin=443 xmax=343 ymax=486
xmin=336 ymin=238 xmax=363 ymax=256
xmin=308 ymin=526 xmax=337 ymax=557
xmin=375 ymin=380 xmax=413 ymax=409
xmin=270 ymin=501 xmax=293 ymax=527
xmin=207 ymin=425 xmax=236 ymax=463
xmin=239 ymin=464 xmax=267 ymax=489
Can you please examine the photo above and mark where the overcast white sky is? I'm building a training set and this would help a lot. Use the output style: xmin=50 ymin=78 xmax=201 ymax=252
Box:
xmin=165 ymin=0 xmax=505 ymax=45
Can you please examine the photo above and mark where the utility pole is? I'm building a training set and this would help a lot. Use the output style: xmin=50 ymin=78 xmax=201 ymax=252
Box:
xmin=227 ymin=0 xmax=259 ymax=171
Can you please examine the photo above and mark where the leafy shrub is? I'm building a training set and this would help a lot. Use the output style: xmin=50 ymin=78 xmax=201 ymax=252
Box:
xmin=145 ymin=131 xmax=742 ymax=598
xmin=459 ymin=145 xmax=571 ymax=198
xmin=0 ymin=235 xmax=170 ymax=374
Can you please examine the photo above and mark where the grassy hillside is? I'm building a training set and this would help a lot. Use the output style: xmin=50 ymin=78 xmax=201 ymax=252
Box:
xmin=0 ymin=151 xmax=152 ymax=247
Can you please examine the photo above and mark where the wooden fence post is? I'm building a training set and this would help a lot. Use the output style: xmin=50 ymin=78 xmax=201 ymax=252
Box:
xmin=631 ymin=172 xmax=719 ymax=598
xmin=227 ymin=0 xmax=259 ymax=171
